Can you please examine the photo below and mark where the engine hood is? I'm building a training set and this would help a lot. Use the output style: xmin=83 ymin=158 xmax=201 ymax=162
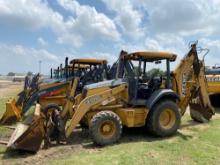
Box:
xmin=84 ymin=79 xmax=126 ymax=90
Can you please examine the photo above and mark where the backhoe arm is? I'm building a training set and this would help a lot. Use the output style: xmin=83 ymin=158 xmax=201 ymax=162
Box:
xmin=171 ymin=43 xmax=214 ymax=121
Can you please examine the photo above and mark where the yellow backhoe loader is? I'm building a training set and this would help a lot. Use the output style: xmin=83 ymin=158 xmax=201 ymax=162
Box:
xmin=0 ymin=58 xmax=109 ymax=125
xmin=3 ymin=42 xmax=215 ymax=152
xmin=0 ymin=57 xmax=75 ymax=125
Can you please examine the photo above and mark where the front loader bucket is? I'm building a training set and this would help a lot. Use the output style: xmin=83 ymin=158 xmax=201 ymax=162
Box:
xmin=0 ymin=98 xmax=22 ymax=125
xmin=7 ymin=104 xmax=45 ymax=153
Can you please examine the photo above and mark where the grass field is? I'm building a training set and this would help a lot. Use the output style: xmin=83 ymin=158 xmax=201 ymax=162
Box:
xmin=0 ymin=82 xmax=220 ymax=165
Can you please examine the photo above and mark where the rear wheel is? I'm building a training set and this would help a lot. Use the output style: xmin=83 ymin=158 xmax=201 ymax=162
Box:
xmin=90 ymin=111 xmax=122 ymax=145
xmin=147 ymin=100 xmax=181 ymax=137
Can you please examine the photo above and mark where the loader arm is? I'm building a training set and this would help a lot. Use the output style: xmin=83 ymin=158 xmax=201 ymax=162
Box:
xmin=0 ymin=74 xmax=34 ymax=125
xmin=171 ymin=43 xmax=214 ymax=120
xmin=60 ymin=77 xmax=80 ymax=118
xmin=65 ymin=84 xmax=127 ymax=137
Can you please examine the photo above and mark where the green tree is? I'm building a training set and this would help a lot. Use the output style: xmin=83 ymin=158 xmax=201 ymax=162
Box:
xmin=27 ymin=72 xmax=33 ymax=76
xmin=7 ymin=72 xmax=15 ymax=76
xmin=147 ymin=68 xmax=164 ymax=77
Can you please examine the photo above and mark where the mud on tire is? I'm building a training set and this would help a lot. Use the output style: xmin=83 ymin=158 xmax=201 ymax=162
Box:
xmin=89 ymin=111 xmax=122 ymax=146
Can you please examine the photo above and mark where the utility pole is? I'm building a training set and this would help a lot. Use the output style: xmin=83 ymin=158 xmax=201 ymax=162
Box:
xmin=39 ymin=60 xmax=42 ymax=74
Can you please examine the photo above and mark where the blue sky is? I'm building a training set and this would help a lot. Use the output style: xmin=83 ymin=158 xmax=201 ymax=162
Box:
xmin=0 ymin=0 xmax=220 ymax=75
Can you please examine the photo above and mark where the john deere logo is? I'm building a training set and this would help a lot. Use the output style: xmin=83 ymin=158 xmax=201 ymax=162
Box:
xmin=85 ymin=95 xmax=102 ymax=105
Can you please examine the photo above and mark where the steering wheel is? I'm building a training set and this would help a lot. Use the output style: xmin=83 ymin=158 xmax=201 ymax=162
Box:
xmin=148 ymin=75 xmax=155 ymax=88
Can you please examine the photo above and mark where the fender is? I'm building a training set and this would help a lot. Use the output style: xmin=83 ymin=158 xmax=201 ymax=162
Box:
xmin=146 ymin=89 xmax=180 ymax=110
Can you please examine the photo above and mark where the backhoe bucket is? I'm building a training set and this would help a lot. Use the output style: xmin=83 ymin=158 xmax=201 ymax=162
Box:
xmin=189 ymin=96 xmax=215 ymax=123
xmin=7 ymin=104 xmax=45 ymax=153
xmin=0 ymin=98 xmax=22 ymax=125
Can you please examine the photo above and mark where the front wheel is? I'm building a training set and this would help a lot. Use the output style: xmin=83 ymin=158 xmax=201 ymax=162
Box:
xmin=89 ymin=111 xmax=122 ymax=145
xmin=146 ymin=100 xmax=181 ymax=137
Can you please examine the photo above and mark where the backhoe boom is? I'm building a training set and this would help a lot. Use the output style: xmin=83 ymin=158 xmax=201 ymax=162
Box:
xmin=172 ymin=43 xmax=214 ymax=121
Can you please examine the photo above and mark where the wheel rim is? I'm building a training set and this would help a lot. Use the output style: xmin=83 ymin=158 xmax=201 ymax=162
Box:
xmin=99 ymin=120 xmax=116 ymax=138
xmin=159 ymin=108 xmax=176 ymax=129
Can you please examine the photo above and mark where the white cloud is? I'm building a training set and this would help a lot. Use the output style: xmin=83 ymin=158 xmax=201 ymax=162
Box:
xmin=101 ymin=0 xmax=143 ymax=37
xmin=92 ymin=52 xmax=116 ymax=65
xmin=0 ymin=0 xmax=64 ymax=31
xmin=117 ymin=34 xmax=187 ymax=55
xmin=0 ymin=0 xmax=120 ymax=48
xmin=56 ymin=0 xmax=120 ymax=46
xmin=0 ymin=43 xmax=60 ymax=74
xmin=37 ymin=37 xmax=48 ymax=46
xmin=150 ymin=0 xmax=203 ymax=34
xmin=137 ymin=0 xmax=220 ymax=37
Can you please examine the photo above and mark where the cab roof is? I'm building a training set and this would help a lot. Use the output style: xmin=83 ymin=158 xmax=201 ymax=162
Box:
xmin=124 ymin=51 xmax=177 ymax=62
xmin=54 ymin=64 xmax=90 ymax=71
xmin=70 ymin=58 xmax=107 ymax=65
xmin=68 ymin=64 xmax=90 ymax=69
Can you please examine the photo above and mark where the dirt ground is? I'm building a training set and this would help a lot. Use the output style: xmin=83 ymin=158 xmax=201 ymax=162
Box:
xmin=0 ymin=80 xmax=92 ymax=165
xmin=0 ymin=81 xmax=219 ymax=165
xmin=0 ymin=80 xmax=23 ymax=98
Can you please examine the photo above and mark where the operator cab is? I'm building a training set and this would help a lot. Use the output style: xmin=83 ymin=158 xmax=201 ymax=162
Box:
xmin=70 ymin=58 xmax=108 ymax=93
xmin=116 ymin=50 xmax=177 ymax=106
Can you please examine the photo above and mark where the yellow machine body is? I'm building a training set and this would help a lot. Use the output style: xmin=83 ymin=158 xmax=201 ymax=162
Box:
xmin=0 ymin=98 xmax=22 ymax=124
xmin=0 ymin=81 xmax=69 ymax=125
xmin=206 ymin=75 xmax=220 ymax=93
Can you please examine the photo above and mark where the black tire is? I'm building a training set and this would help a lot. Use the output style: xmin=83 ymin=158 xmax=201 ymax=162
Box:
xmin=80 ymin=117 xmax=89 ymax=129
xmin=146 ymin=100 xmax=181 ymax=137
xmin=90 ymin=111 xmax=122 ymax=146
xmin=43 ymin=104 xmax=65 ymax=143
xmin=43 ymin=103 xmax=61 ymax=115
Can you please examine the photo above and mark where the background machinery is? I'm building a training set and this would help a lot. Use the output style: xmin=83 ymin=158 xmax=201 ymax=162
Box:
xmin=206 ymin=66 xmax=220 ymax=107
xmin=0 ymin=58 xmax=109 ymax=125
